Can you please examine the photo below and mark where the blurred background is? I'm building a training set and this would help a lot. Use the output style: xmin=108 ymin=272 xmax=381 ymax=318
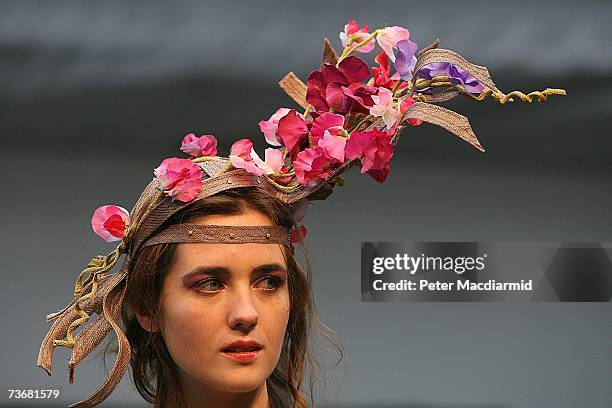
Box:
xmin=1 ymin=0 xmax=610 ymax=406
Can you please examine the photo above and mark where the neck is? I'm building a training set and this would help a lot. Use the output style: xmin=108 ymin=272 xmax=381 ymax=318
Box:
xmin=180 ymin=376 xmax=269 ymax=408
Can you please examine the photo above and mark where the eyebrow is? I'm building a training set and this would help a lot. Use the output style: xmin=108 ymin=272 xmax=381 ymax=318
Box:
xmin=181 ymin=263 xmax=288 ymax=285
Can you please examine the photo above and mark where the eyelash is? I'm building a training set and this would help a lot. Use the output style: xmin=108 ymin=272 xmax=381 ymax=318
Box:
xmin=193 ymin=275 xmax=286 ymax=294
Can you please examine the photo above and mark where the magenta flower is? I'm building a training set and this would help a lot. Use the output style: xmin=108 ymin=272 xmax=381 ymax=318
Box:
xmin=293 ymin=131 xmax=346 ymax=185
xmin=258 ymin=108 xmax=293 ymax=146
xmin=180 ymin=133 xmax=218 ymax=157
xmin=91 ymin=205 xmax=130 ymax=242
xmin=276 ymin=109 xmax=310 ymax=160
xmin=339 ymin=19 xmax=375 ymax=53
xmin=154 ymin=157 xmax=203 ymax=202
xmin=310 ymin=112 xmax=345 ymax=144
xmin=345 ymin=129 xmax=395 ymax=183
xmin=376 ymin=26 xmax=410 ymax=62
xmin=338 ymin=83 xmax=379 ymax=114
xmin=370 ymin=87 xmax=399 ymax=128
xmin=399 ymin=97 xmax=423 ymax=127
xmin=293 ymin=146 xmax=333 ymax=185
xmin=306 ymin=56 xmax=371 ymax=114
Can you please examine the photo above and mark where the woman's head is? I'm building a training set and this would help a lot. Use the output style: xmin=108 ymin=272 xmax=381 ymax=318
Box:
xmin=122 ymin=187 xmax=314 ymax=407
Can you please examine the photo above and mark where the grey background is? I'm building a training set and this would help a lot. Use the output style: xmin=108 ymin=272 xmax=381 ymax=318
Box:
xmin=1 ymin=0 xmax=610 ymax=407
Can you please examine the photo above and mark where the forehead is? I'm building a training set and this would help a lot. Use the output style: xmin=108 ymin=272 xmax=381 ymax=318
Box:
xmin=169 ymin=210 xmax=288 ymax=275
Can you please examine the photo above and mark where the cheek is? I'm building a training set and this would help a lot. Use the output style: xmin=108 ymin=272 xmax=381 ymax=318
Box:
xmin=261 ymin=293 xmax=291 ymax=356
xmin=159 ymin=294 xmax=221 ymax=359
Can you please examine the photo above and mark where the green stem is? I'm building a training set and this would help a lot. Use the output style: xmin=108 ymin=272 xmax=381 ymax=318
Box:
xmin=337 ymin=29 xmax=381 ymax=65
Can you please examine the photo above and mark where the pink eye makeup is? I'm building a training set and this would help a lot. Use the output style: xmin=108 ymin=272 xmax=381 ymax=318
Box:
xmin=182 ymin=264 xmax=288 ymax=293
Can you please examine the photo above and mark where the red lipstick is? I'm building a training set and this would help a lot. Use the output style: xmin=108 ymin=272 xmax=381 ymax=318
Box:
xmin=221 ymin=340 xmax=263 ymax=362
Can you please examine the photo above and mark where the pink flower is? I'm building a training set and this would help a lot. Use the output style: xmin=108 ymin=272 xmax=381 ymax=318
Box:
xmin=276 ymin=109 xmax=309 ymax=160
xmin=400 ymin=97 xmax=423 ymax=127
xmin=376 ymin=26 xmax=410 ymax=62
xmin=229 ymin=139 xmax=286 ymax=176
xmin=319 ymin=130 xmax=346 ymax=162
xmin=345 ymin=129 xmax=395 ymax=183
xmin=91 ymin=205 xmax=130 ymax=242
xmin=180 ymin=133 xmax=218 ymax=157
xmin=258 ymin=108 xmax=293 ymax=146
xmin=310 ymin=112 xmax=345 ymax=145
xmin=254 ymin=148 xmax=285 ymax=175
xmin=293 ymin=146 xmax=333 ymax=185
xmin=339 ymin=19 xmax=375 ymax=53
xmin=370 ymin=87 xmax=399 ymax=128
xmin=154 ymin=157 xmax=203 ymax=202
xmin=386 ymin=96 xmax=423 ymax=136
xmin=229 ymin=138 xmax=265 ymax=176
xmin=293 ymin=132 xmax=346 ymax=185
xmin=181 ymin=133 xmax=217 ymax=157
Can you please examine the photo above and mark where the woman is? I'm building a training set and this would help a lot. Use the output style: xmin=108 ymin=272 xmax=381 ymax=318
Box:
xmin=38 ymin=20 xmax=562 ymax=407
xmin=124 ymin=187 xmax=325 ymax=407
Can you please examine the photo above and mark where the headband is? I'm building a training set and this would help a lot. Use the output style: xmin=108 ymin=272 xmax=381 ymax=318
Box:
xmin=38 ymin=19 xmax=565 ymax=407
xmin=141 ymin=224 xmax=292 ymax=248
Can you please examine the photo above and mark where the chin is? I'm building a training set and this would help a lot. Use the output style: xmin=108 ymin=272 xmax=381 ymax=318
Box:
xmin=204 ymin=369 xmax=269 ymax=393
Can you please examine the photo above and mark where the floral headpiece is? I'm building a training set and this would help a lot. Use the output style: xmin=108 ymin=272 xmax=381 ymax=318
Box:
xmin=38 ymin=20 xmax=565 ymax=407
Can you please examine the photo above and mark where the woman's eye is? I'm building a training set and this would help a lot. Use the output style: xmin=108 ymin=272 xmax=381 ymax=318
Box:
xmin=256 ymin=275 xmax=286 ymax=291
xmin=194 ymin=279 xmax=223 ymax=293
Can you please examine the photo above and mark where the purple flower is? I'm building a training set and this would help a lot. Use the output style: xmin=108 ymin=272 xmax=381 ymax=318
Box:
xmin=417 ymin=62 xmax=485 ymax=93
xmin=394 ymin=40 xmax=418 ymax=81
xmin=416 ymin=62 xmax=485 ymax=94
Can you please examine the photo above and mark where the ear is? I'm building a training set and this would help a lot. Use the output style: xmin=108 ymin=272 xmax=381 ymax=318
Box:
xmin=135 ymin=307 xmax=159 ymax=333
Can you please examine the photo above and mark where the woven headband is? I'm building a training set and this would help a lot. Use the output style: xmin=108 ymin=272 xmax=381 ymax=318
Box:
xmin=38 ymin=19 xmax=565 ymax=408
xmin=141 ymin=224 xmax=293 ymax=248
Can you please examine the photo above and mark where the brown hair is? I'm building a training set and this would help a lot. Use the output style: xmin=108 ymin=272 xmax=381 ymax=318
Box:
xmin=117 ymin=186 xmax=341 ymax=407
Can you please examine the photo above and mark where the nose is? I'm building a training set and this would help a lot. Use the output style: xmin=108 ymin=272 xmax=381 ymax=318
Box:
xmin=227 ymin=289 xmax=258 ymax=332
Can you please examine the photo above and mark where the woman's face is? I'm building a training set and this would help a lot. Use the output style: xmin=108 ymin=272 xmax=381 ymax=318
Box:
xmin=143 ymin=209 xmax=290 ymax=395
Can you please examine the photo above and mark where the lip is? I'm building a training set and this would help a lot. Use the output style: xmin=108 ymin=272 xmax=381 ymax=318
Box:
xmin=220 ymin=340 xmax=263 ymax=362
xmin=222 ymin=349 xmax=262 ymax=362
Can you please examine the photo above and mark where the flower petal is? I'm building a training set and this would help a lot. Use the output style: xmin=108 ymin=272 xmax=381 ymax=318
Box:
xmin=337 ymin=56 xmax=371 ymax=84
xmin=376 ymin=26 xmax=410 ymax=62
xmin=319 ymin=130 xmax=346 ymax=163
xmin=264 ymin=148 xmax=284 ymax=173
xmin=277 ymin=110 xmax=309 ymax=160
xmin=153 ymin=157 xmax=203 ymax=202
xmin=91 ymin=205 xmax=130 ymax=242
xmin=180 ymin=134 xmax=218 ymax=157
xmin=394 ymin=39 xmax=418 ymax=81
xmin=230 ymin=138 xmax=254 ymax=159
xmin=258 ymin=108 xmax=292 ymax=146
xmin=230 ymin=154 xmax=265 ymax=176
xmin=311 ymin=112 xmax=345 ymax=144
xmin=293 ymin=146 xmax=333 ymax=185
